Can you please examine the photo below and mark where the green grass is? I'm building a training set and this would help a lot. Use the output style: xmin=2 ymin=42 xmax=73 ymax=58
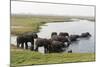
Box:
xmin=11 ymin=46 xmax=95 ymax=67
xmin=11 ymin=15 xmax=48 ymax=35
xmin=11 ymin=15 xmax=95 ymax=35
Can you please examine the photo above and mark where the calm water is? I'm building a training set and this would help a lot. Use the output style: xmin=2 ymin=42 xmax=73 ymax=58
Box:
xmin=11 ymin=19 xmax=95 ymax=53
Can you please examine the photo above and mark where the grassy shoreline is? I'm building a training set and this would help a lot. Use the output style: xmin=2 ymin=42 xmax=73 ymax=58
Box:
xmin=11 ymin=15 xmax=95 ymax=35
xmin=11 ymin=15 xmax=72 ymax=35
xmin=11 ymin=45 xmax=95 ymax=67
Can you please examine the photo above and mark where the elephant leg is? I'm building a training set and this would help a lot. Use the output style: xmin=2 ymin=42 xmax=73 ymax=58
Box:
xmin=49 ymin=46 xmax=54 ymax=53
xmin=44 ymin=48 xmax=47 ymax=53
xmin=21 ymin=43 xmax=24 ymax=49
xmin=17 ymin=42 xmax=20 ymax=48
xmin=47 ymin=48 xmax=50 ymax=53
xmin=66 ymin=44 xmax=70 ymax=48
xmin=47 ymin=45 xmax=51 ymax=53
xmin=44 ymin=46 xmax=48 ymax=53
xmin=30 ymin=41 xmax=34 ymax=51
xmin=25 ymin=42 xmax=28 ymax=49
xmin=35 ymin=45 xmax=38 ymax=51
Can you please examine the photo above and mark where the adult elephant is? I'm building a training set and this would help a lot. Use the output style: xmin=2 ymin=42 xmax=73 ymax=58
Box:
xmin=51 ymin=35 xmax=71 ymax=47
xmin=35 ymin=38 xmax=67 ymax=53
xmin=51 ymin=35 xmax=68 ymax=43
xmin=80 ymin=32 xmax=91 ymax=37
xmin=35 ymin=38 xmax=52 ymax=53
xmin=51 ymin=40 xmax=66 ymax=52
xmin=17 ymin=32 xmax=38 ymax=50
xmin=51 ymin=32 xmax=57 ymax=37
xmin=59 ymin=32 xmax=69 ymax=37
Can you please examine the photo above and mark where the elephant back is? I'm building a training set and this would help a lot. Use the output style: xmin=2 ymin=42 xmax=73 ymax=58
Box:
xmin=69 ymin=35 xmax=80 ymax=41
xmin=35 ymin=38 xmax=51 ymax=47
xmin=51 ymin=35 xmax=69 ymax=43
xmin=80 ymin=32 xmax=91 ymax=37
xmin=59 ymin=32 xmax=69 ymax=37
xmin=51 ymin=35 xmax=59 ymax=41
xmin=23 ymin=32 xmax=38 ymax=39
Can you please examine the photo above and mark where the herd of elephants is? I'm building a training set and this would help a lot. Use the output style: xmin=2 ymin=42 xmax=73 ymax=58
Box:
xmin=16 ymin=32 xmax=91 ymax=53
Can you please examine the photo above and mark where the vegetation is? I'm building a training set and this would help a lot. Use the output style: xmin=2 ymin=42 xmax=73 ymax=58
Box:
xmin=11 ymin=15 xmax=95 ymax=35
xmin=11 ymin=45 xmax=95 ymax=67
xmin=11 ymin=15 xmax=72 ymax=35
xmin=11 ymin=16 xmax=44 ymax=35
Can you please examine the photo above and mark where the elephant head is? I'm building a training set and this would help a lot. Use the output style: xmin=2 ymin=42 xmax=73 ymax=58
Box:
xmin=23 ymin=32 xmax=38 ymax=39
xmin=51 ymin=32 xmax=57 ymax=37
xmin=59 ymin=32 xmax=69 ymax=37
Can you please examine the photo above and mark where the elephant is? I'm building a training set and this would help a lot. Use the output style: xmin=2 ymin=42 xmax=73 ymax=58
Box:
xmin=69 ymin=35 xmax=80 ymax=42
xmin=51 ymin=35 xmax=71 ymax=48
xmin=17 ymin=35 xmax=25 ymax=49
xmin=35 ymin=38 xmax=52 ymax=53
xmin=35 ymin=37 xmax=70 ymax=53
xmin=51 ymin=35 xmax=69 ymax=43
xmin=17 ymin=32 xmax=38 ymax=50
xmin=51 ymin=32 xmax=57 ymax=37
xmin=59 ymin=32 xmax=69 ymax=37
xmin=80 ymin=32 xmax=91 ymax=37
xmin=51 ymin=40 xmax=66 ymax=52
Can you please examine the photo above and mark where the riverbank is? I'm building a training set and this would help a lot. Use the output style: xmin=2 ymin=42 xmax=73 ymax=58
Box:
xmin=11 ymin=45 xmax=95 ymax=67
xmin=11 ymin=15 xmax=72 ymax=35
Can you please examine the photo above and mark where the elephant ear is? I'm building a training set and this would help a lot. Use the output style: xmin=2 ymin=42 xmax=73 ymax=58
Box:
xmin=29 ymin=32 xmax=38 ymax=38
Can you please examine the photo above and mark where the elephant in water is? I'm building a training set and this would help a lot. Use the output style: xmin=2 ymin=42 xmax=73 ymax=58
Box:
xmin=51 ymin=35 xmax=69 ymax=43
xmin=51 ymin=32 xmax=57 ymax=37
xmin=35 ymin=38 xmax=68 ymax=53
xmin=51 ymin=35 xmax=71 ymax=48
xmin=80 ymin=32 xmax=91 ymax=37
xmin=59 ymin=32 xmax=69 ymax=37
xmin=51 ymin=40 xmax=66 ymax=52
xmin=17 ymin=32 xmax=38 ymax=50
xmin=69 ymin=35 xmax=80 ymax=42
